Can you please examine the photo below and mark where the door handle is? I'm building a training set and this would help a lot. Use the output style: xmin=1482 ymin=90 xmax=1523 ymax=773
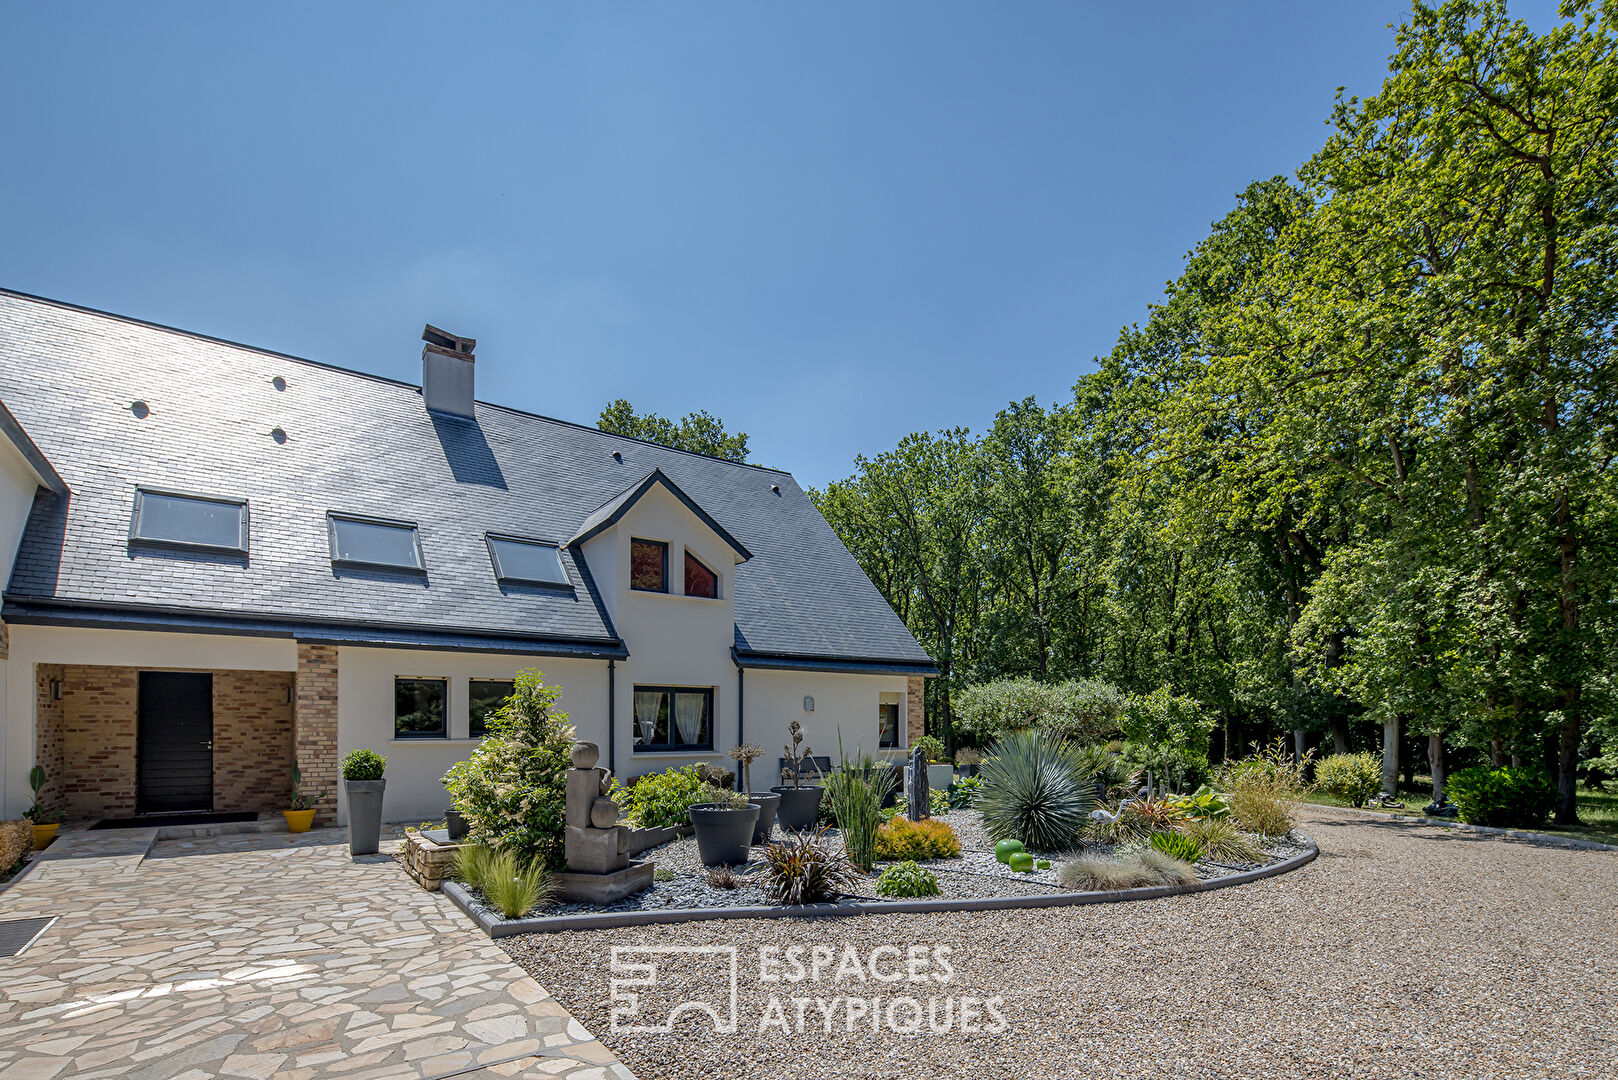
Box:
xmin=203 ymin=741 xmax=213 ymax=751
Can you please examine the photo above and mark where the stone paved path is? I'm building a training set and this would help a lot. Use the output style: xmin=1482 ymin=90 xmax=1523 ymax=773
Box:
xmin=0 ymin=827 xmax=635 ymax=1080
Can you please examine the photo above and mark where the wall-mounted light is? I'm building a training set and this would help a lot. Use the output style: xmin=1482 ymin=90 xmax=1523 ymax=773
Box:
xmin=49 ymin=679 xmax=63 ymax=701
xmin=803 ymin=696 xmax=814 ymax=713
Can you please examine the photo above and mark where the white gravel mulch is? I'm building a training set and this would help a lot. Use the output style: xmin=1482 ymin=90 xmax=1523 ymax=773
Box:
xmin=502 ymin=805 xmax=1618 ymax=1080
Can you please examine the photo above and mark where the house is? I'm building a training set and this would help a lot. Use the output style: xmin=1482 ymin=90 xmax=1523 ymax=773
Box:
xmin=0 ymin=290 xmax=935 ymax=825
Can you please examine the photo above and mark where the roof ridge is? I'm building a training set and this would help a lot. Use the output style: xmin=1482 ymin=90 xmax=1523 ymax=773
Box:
xmin=0 ymin=285 xmax=794 ymax=477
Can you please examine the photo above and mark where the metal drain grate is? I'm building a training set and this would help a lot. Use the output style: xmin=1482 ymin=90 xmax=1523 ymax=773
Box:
xmin=0 ymin=916 xmax=57 ymax=958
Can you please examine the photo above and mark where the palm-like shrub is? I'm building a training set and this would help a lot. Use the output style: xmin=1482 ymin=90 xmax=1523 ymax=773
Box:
xmin=761 ymin=828 xmax=858 ymax=905
xmin=976 ymin=731 xmax=1095 ymax=851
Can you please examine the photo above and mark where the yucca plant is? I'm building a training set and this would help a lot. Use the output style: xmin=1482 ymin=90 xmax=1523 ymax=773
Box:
xmin=481 ymin=849 xmax=555 ymax=918
xmin=761 ymin=828 xmax=858 ymax=905
xmin=1147 ymin=830 xmax=1204 ymax=863
xmin=976 ymin=731 xmax=1095 ymax=851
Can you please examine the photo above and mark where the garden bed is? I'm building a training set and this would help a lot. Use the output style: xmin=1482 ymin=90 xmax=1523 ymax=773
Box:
xmin=440 ymin=810 xmax=1316 ymax=936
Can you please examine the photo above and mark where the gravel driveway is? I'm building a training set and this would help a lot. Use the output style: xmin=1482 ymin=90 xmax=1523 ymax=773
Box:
xmin=504 ymin=805 xmax=1618 ymax=1080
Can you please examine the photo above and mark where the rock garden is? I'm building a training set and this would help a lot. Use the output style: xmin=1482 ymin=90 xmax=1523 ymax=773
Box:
xmin=403 ymin=670 xmax=1315 ymax=936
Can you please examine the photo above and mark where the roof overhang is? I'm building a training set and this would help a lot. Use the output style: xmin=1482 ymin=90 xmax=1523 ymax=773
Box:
xmin=732 ymin=647 xmax=938 ymax=678
xmin=0 ymin=400 xmax=67 ymax=494
xmin=568 ymin=468 xmax=752 ymax=562
xmin=1 ymin=597 xmax=630 ymax=660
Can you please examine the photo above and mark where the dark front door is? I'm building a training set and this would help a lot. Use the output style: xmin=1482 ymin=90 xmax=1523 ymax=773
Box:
xmin=137 ymin=672 xmax=214 ymax=814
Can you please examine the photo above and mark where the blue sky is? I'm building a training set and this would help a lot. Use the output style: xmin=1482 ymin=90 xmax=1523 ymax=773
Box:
xmin=0 ymin=3 xmax=1561 ymax=487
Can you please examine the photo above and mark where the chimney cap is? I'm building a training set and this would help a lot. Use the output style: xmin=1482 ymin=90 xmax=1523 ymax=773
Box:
xmin=422 ymin=324 xmax=475 ymax=356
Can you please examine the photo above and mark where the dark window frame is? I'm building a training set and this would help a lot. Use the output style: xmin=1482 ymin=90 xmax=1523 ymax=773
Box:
xmin=468 ymin=678 xmax=515 ymax=738
xmin=629 ymin=537 xmax=669 ymax=593
xmin=130 ymin=487 xmax=249 ymax=553
xmin=879 ymin=701 xmax=901 ymax=749
xmin=683 ymin=549 xmax=719 ymax=599
xmin=328 ymin=512 xmax=426 ymax=572
xmin=394 ymin=676 xmax=448 ymax=739
xmin=630 ymin=685 xmax=715 ymax=753
xmin=485 ymin=533 xmax=571 ymax=587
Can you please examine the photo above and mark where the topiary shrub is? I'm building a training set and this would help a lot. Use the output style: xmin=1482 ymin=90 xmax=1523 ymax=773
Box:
xmin=341 ymin=747 xmax=386 ymax=781
xmin=874 ymin=817 xmax=961 ymax=861
xmin=876 ymin=860 xmax=941 ymax=898
xmin=1445 ymin=765 xmax=1557 ymax=828
xmin=1316 ymin=752 xmax=1383 ymax=807
xmin=621 ymin=765 xmax=709 ymax=829
xmin=442 ymin=670 xmax=575 ymax=869
xmin=976 ymin=730 xmax=1095 ymax=851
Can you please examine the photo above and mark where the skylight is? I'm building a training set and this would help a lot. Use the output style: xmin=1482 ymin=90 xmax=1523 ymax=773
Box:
xmin=132 ymin=488 xmax=248 ymax=552
xmin=328 ymin=514 xmax=423 ymax=571
xmin=487 ymin=534 xmax=569 ymax=586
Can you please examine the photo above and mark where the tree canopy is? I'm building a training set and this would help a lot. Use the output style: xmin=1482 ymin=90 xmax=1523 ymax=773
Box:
xmin=597 ymin=398 xmax=751 ymax=462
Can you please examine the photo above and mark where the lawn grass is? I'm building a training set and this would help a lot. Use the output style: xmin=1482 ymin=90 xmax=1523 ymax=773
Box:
xmin=1302 ymin=775 xmax=1618 ymax=847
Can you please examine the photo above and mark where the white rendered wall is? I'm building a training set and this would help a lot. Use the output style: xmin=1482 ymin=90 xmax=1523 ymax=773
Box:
xmin=741 ymin=668 xmax=912 ymax=783
xmin=0 ymin=440 xmax=41 ymax=596
xmin=334 ymin=645 xmax=608 ymax=824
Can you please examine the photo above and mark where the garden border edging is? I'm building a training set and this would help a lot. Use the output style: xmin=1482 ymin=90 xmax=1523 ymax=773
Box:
xmin=443 ymin=833 xmax=1319 ymax=937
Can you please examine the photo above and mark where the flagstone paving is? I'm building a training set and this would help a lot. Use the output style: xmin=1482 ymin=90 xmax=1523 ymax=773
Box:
xmin=0 ymin=826 xmax=635 ymax=1080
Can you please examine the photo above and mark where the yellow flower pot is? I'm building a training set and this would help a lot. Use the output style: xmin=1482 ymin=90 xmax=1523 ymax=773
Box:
xmin=283 ymin=809 xmax=316 ymax=833
xmin=31 ymin=822 xmax=59 ymax=850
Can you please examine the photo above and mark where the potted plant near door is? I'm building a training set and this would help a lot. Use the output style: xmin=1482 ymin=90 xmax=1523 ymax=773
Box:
xmin=342 ymin=748 xmax=387 ymax=856
xmin=23 ymin=766 xmax=61 ymax=849
xmin=687 ymin=784 xmax=760 ymax=866
xmin=770 ymin=721 xmax=824 ymax=831
xmin=728 ymin=743 xmax=779 ymax=844
xmin=283 ymin=764 xmax=315 ymax=833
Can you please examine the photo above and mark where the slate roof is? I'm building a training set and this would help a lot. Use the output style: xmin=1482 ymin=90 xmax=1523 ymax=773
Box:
xmin=0 ymin=289 xmax=936 ymax=673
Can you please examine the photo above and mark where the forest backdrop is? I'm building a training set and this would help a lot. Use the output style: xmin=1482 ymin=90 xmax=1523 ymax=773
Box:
xmin=601 ymin=1 xmax=1618 ymax=825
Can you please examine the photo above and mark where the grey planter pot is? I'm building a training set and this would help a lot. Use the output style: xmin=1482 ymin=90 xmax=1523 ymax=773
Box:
xmin=769 ymin=785 xmax=823 ymax=832
xmin=746 ymin=792 xmax=781 ymax=845
xmin=444 ymin=808 xmax=470 ymax=841
xmin=688 ymin=803 xmax=760 ymax=866
xmin=345 ymin=778 xmax=386 ymax=856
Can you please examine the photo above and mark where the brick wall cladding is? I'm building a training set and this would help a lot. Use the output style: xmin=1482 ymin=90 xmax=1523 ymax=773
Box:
xmin=34 ymin=663 xmax=67 ymax=814
xmin=0 ymin=619 xmax=8 ymax=660
xmin=213 ymin=671 xmax=294 ymax=813
xmin=906 ymin=676 xmax=926 ymax=746
xmin=32 ymin=664 xmax=293 ymax=821
xmin=295 ymin=643 xmax=339 ymax=825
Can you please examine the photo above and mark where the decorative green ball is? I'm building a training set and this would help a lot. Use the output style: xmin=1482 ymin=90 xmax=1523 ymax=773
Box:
xmin=1009 ymin=851 xmax=1036 ymax=873
xmin=994 ymin=839 xmax=1026 ymax=864
xmin=1036 ymin=858 xmax=1051 ymax=869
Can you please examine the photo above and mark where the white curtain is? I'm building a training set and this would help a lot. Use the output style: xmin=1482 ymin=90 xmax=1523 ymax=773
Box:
xmin=674 ymin=692 xmax=706 ymax=746
xmin=634 ymin=691 xmax=662 ymax=745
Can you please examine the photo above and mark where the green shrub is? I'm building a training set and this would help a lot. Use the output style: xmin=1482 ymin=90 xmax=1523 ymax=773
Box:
xmin=1148 ymin=830 xmax=1204 ymax=862
xmin=977 ymin=730 xmax=1095 ymax=851
xmin=1224 ymin=738 xmax=1306 ymax=837
xmin=341 ymin=748 xmax=386 ymax=781
xmin=876 ymin=861 xmax=941 ymax=898
xmin=824 ymin=743 xmax=899 ymax=872
xmin=1316 ymin=752 xmax=1383 ymax=807
xmin=914 ymin=734 xmax=948 ymax=764
xmin=1167 ymin=785 xmax=1230 ymax=820
xmin=954 ymin=678 xmax=1128 ymax=745
xmin=480 ymin=849 xmax=554 ymax=918
xmin=442 ymin=670 xmax=575 ymax=868
xmin=695 ymin=783 xmax=750 ymax=810
xmin=622 ymin=765 xmax=708 ymax=829
xmin=874 ymin=817 xmax=961 ymax=861
xmin=949 ymin=775 xmax=983 ymax=808
xmin=761 ymin=828 xmax=857 ymax=905
xmin=1445 ymin=765 xmax=1557 ymax=828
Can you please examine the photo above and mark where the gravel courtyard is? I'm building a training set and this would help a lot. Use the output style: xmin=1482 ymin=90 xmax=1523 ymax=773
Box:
xmin=506 ymin=805 xmax=1618 ymax=1080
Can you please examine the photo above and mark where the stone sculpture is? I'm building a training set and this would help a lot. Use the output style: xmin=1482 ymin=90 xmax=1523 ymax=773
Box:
xmin=552 ymin=741 xmax=654 ymax=903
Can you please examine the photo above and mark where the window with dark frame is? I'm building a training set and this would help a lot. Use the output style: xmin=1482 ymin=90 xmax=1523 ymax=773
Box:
xmin=630 ymin=538 xmax=668 ymax=592
xmin=684 ymin=550 xmax=718 ymax=599
xmin=879 ymin=702 xmax=901 ymax=748
xmin=330 ymin=514 xmax=423 ymax=571
xmin=486 ymin=535 xmax=569 ymax=586
xmin=468 ymin=679 xmax=515 ymax=737
xmin=631 ymin=686 xmax=713 ymax=752
xmin=132 ymin=488 xmax=248 ymax=552
xmin=394 ymin=677 xmax=447 ymax=738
